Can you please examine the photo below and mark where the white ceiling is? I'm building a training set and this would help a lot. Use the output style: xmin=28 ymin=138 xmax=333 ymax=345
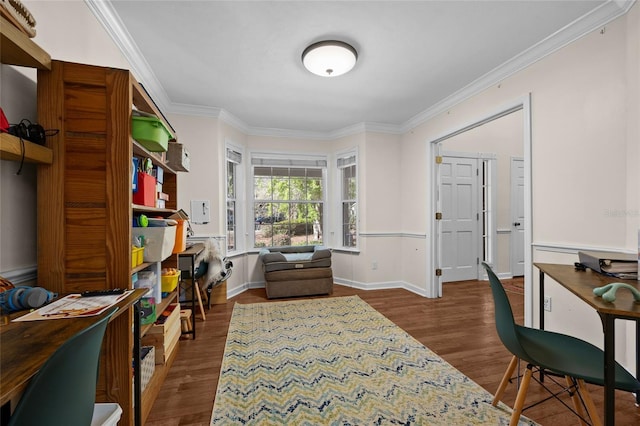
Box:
xmin=91 ymin=1 xmax=631 ymax=137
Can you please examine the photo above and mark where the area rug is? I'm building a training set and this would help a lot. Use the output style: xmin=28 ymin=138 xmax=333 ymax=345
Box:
xmin=211 ymin=295 xmax=536 ymax=425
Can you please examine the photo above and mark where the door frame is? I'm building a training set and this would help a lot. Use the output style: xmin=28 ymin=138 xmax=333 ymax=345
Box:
xmin=426 ymin=94 xmax=533 ymax=326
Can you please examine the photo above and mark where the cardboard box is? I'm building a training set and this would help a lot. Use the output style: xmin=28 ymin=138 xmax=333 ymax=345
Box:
xmin=166 ymin=142 xmax=190 ymax=172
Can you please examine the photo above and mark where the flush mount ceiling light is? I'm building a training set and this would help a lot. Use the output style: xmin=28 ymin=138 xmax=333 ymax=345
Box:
xmin=302 ymin=40 xmax=358 ymax=77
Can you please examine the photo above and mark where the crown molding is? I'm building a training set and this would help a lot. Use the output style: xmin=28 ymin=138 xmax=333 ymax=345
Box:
xmin=88 ymin=0 xmax=635 ymax=140
xmin=400 ymin=0 xmax=635 ymax=133
xmin=85 ymin=0 xmax=173 ymax=112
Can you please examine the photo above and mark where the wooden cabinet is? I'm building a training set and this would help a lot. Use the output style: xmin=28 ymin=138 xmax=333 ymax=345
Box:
xmin=37 ymin=60 xmax=182 ymax=425
xmin=0 ymin=15 xmax=53 ymax=164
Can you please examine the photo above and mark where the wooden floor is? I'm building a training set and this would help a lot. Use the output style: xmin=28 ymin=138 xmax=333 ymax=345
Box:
xmin=145 ymin=280 xmax=640 ymax=425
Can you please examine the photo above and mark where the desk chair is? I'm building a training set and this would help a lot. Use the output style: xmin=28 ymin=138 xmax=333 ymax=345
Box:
xmin=481 ymin=263 xmax=640 ymax=426
xmin=8 ymin=308 xmax=118 ymax=426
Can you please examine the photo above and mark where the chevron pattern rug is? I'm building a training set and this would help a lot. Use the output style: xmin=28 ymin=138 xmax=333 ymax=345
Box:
xmin=211 ymin=295 xmax=536 ymax=425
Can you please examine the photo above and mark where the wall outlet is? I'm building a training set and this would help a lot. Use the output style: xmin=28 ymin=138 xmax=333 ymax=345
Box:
xmin=543 ymin=296 xmax=552 ymax=312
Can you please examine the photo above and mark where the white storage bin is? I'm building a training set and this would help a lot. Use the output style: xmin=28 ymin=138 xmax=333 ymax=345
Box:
xmin=90 ymin=403 xmax=122 ymax=426
xmin=132 ymin=226 xmax=177 ymax=262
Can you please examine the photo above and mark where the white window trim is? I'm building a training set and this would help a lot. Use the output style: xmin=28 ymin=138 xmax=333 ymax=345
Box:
xmin=225 ymin=141 xmax=244 ymax=254
xmin=335 ymin=147 xmax=359 ymax=251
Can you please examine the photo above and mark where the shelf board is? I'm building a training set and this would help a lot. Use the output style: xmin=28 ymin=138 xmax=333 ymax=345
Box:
xmin=0 ymin=16 xmax=50 ymax=70
xmin=132 ymin=204 xmax=176 ymax=215
xmin=0 ymin=132 xmax=53 ymax=164
xmin=132 ymin=140 xmax=178 ymax=174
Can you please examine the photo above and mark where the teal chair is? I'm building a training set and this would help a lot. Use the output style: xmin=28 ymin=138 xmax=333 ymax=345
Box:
xmin=8 ymin=308 xmax=118 ymax=426
xmin=481 ymin=262 xmax=640 ymax=426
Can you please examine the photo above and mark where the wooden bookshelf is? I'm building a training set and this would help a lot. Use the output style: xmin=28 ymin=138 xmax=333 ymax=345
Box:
xmin=0 ymin=15 xmax=50 ymax=70
xmin=0 ymin=132 xmax=53 ymax=164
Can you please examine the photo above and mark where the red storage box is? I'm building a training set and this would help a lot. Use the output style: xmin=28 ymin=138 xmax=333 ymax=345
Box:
xmin=133 ymin=172 xmax=157 ymax=207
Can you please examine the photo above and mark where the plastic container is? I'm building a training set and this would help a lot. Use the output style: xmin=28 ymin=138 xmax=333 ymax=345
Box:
xmin=132 ymin=115 xmax=171 ymax=152
xmin=172 ymin=219 xmax=187 ymax=254
xmin=132 ymin=172 xmax=156 ymax=207
xmin=90 ymin=403 xmax=122 ymax=426
xmin=161 ymin=270 xmax=180 ymax=292
xmin=131 ymin=246 xmax=144 ymax=268
xmin=132 ymin=226 xmax=177 ymax=262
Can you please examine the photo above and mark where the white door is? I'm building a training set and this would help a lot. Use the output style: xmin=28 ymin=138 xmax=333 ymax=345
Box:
xmin=441 ymin=156 xmax=479 ymax=282
xmin=510 ymin=158 xmax=525 ymax=276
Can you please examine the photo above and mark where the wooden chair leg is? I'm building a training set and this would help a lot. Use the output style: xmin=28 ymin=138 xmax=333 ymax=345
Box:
xmin=565 ymin=376 xmax=588 ymax=426
xmin=195 ymin=283 xmax=206 ymax=320
xmin=577 ymin=379 xmax=602 ymax=426
xmin=494 ymin=355 xmax=519 ymax=406
xmin=510 ymin=364 xmax=532 ymax=426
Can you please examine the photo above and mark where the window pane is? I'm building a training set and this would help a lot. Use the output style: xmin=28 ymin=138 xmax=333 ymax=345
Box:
xmin=227 ymin=162 xmax=235 ymax=198
xmin=290 ymin=176 xmax=305 ymax=200
xmin=342 ymin=165 xmax=356 ymax=199
xmin=307 ymin=176 xmax=323 ymax=200
xmin=227 ymin=200 xmax=235 ymax=251
xmin=252 ymin=164 xmax=324 ymax=248
xmin=272 ymin=176 xmax=289 ymax=201
xmin=342 ymin=202 xmax=357 ymax=247
xmin=254 ymin=176 xmax=272 ymax=200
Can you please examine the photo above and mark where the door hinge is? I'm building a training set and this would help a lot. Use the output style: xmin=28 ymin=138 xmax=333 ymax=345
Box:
xmin=477 ymin=257 xmax=480 ymax=265
xmin=435 ymin=212 xmax=442 ymax=220
xmin=435 ymin=156 xmax=442 ymax=164
xmin=435 ymin=268 xmax=442 ymax=276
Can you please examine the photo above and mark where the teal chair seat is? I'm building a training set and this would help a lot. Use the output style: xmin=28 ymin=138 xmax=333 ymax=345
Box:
xmin=8 ymin=308 xmax=118 ymax=426
xmin=481 ymin=262 xmax=640 ymax=426
xmin=516 ymin=325 xmax=639 ymax=392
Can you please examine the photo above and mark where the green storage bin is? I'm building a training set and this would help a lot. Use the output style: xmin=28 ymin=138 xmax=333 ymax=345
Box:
xmin=132 ymin=115 xmax=171 ymax=152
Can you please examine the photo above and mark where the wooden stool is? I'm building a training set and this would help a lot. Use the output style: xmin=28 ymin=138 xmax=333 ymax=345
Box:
xmin=180 ymin=309 xmax=192 ymax=333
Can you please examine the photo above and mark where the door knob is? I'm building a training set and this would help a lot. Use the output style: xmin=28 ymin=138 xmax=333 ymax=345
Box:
xmin=513 ymin=222 xmax=521 ymax=226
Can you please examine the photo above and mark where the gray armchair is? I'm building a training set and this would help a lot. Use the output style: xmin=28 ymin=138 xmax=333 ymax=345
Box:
xmin=259 ymin=245 xmax=333 ymax=299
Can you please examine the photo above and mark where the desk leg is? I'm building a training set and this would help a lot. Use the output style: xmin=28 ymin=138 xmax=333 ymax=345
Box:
xmin=192 ymin=258 xmax=197 ymax=340
xmin=133 ymin=302 xmax=142 ymax=426
xmin=601 ymin=313 xmax=615 ymax=426
xmin=636 ymin=319 xmax=640 ymax=405
xmin=539 ymin=271 xmax=545 ymax=383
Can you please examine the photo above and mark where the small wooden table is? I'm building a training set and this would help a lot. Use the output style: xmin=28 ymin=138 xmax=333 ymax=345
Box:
xmin=0 ymin=288 xmax=147 ymax=422
xmin=535 ymin=263 xmax=640 ymax=426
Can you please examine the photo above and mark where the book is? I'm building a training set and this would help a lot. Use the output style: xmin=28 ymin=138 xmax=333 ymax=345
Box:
xmin=13 ymin=291 xmax=131 ymax=321
xmin=578 ymin=250 xmax=638 ymax=279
